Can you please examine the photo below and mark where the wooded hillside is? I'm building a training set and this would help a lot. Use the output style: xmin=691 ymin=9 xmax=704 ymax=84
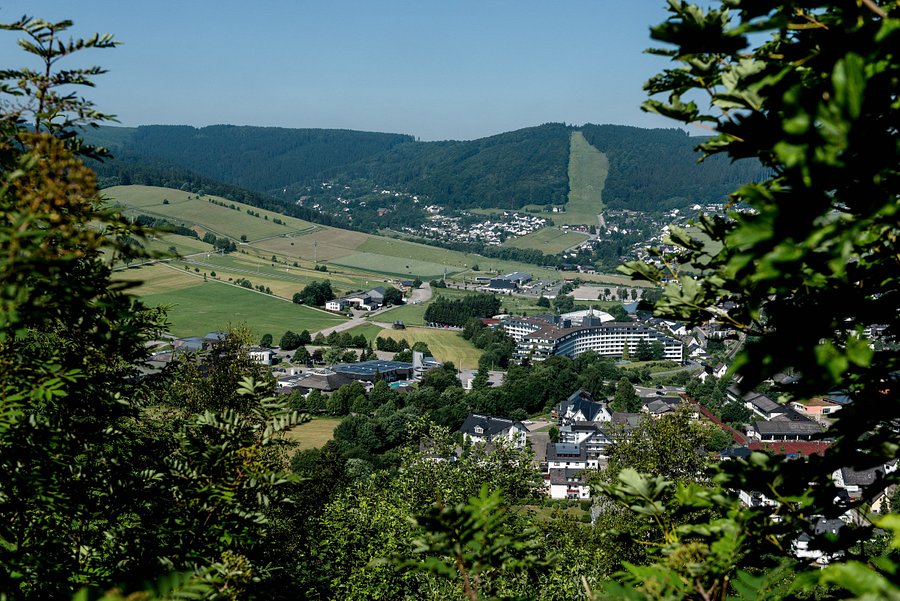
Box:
xmin=88 ymin=122 xmax=768 ymax=214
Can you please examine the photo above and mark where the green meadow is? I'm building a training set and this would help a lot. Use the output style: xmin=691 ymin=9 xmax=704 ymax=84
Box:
xmin=559 ymin=131 xmax=608 ymax=226
xmin=501 ymin=227 xmax=589 ymax=254
xmin=118 ymin=264 xmax=345 ymax=337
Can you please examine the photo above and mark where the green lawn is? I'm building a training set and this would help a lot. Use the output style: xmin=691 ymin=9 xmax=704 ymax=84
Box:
xmin=137 ymin=278 xmax=345 ymax=338
xmin=330 ymin=252 xmax=458 ymax=280
xmin=557 ymin=131 xmax=608 ymax=226
xmin=502 ymin=227 xmax=589 ymax=254
xmin=104 ymin=185 xmax=316 ymax=241
xmin=376 ymin=302 xmax=429 ymax=326
xmin=377 ymin=326 xmax=483 ymax=369
xmin=343 ymin=323 xmax=386 ymax=342
xmin=283 ymin=418 xmax=343 ymax=450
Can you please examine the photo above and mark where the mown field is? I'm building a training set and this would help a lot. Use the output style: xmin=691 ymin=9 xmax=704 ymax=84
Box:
xmin=560 ymin=131 xmax=608 ymax=226
xmin=105 ymin=185 xmax=317 ymax=241
xmin=501 ymin=227 xmax=589 ymax=254
xmin=342 ymin=323 xmax=386 ymax=342
xmin=377 ymin=326 xmax=483 ymax=369
xmin=283 ymin=418 xmax=343 ymax=450
xmin=329 ymin=252 xmax=453 ymax=280
xmin=116 ymin=263 xmax=345 ymax=337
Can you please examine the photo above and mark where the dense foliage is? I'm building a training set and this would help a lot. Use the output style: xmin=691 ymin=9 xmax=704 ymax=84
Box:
xmin=617 ymin=0 xmax=900 ymax=597
xmin=423 ymin=293 xmax=502 ymax=327
xmin=3 ymin=3 xmax=899 ymax=600
xmin=580 ymin=124 xmax=766 ymax=211
xmin=87 ymin=124 xmax=413 ymax=194
xmin=89 ymin=122 xmax=768 ymax=215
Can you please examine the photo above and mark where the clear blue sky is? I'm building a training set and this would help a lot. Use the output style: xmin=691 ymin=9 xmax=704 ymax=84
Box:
xmin=1 ymin=1 xmax=681 ymax=141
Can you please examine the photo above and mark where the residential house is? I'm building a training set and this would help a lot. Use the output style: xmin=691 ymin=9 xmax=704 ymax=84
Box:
xmin=790 ymin=398 xmax=842 ymax=419
xmin=747 ymin=414 xmax=824 ymax=442
xmin=546 ymin=468 xmax=591 ymax=500
xmin=325 ymin=298 xmax=349 ymax=311
xmin=733 ymin=388 xmax=788 ymax=420
xmin=458 ymin=414 xmax=528 ymax=449
xmin=249 ymin=348 xmax=276 ymax=365
xmin=832 ymin=461 xmax=897 ymax=510
xmin=558 ymin=422 xmax=612 ymax=468
xmin=555 ymin=389 xmax=612 ymax=425
xmin=546 ymin=442 xmax=588 ymax=470
xmin=793 ymin=518 xmax=846 ymax=565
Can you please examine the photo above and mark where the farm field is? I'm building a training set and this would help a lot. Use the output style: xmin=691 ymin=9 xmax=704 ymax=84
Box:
xmin=143 ymin=232 xmax=214 ymax=257
xmin=559 ymin=131 xmax=608 ymax=226
xmin=104 ymin=185 xmax=317 ymax=241
xmin=376 ymin=301 xmax=429 ymax=326
xmin=501 ymin=227 xmax=589 ymax=254
xmin=283 ymin=418 xmax=343 ymax=450
xmin=376 ymin=327 xmax=482 ymax=369
xmin=117 ymin=263 xmax=345 ymax=337
xmin=179 ymin=252 xmax=371 ymax=297
xmin=342 ymin=323 xmax=386 ymax=342
xmin=253 ymin=227 xmax=367 ymax=261
xmin=330 ymin=252 xmax=455 ymax=280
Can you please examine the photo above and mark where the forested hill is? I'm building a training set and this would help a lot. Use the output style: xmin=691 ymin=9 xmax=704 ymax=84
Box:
xmin=580 ymin=124 xmax=768 ymax=210
xmin=302 ymin=122 xmax=573 ymax=209
xmin=86 ymin=124 xmax=414 ymax=192
xmin=87 ymin=123 xmax=768 ymax=213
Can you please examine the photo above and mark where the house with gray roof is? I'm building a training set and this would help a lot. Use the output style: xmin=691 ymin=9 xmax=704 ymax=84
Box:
xmin=555 ymin=389 xmax=611 ymax=425
xmin=558 ymin=422 xmax=612 ymax=468
xmin=546 ymin=442 xmax=588 ymax=471
xmin=748 ymin=415 xmax=823 ymax=442
xmin=458 ymin=414 xmax=528 ymax=449
xmin=290 ymin=369 xmax=355 ymax=394
xmin=546 ymin=468 xmax=590 ymax=500
xmin=832 ymin=461 xmax=898 ymax=505
xmin=742 ymin=392 xmax=787 ymax=420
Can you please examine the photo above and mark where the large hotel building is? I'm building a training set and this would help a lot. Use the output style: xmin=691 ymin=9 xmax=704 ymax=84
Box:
xmin=498 ymin=310 xmax=683 ymax=363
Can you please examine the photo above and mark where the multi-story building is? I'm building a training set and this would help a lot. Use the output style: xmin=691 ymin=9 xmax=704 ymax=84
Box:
xmin=504 ymin=320 xmax=683 ymax=363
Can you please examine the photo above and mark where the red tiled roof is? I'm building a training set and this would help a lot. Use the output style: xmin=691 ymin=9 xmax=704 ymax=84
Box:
xmin=748 ymin=441 xmax=831 ymax=457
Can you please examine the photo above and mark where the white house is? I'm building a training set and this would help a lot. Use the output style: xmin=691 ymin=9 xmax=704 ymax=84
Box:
xmin=249 ymin=348 xmax=276 ymax=365
xmin=325 ymin=298 xmax=349 ymax=311
xmin=458 ymin=414 xmax=528 ymax=449
xmin=546 ymin=468 xmax=591 ymax=500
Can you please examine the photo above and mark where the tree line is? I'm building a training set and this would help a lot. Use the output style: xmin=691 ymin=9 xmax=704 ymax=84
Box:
xmin=423 ymin=293 xmax=502 ymax=327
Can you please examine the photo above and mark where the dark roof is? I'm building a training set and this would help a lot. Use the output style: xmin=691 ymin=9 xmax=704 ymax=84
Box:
xmin=564 ymin=392 xmax=608 ymax=422
xmin=566 ymin=421 xmax=602 ymax=433
xmin=610 ymin=412 xmax=643 ymax=429
xmin=645 ymin=399 xmax=676 ymax=414
xmin=333 ymin=360 xmax=413 ymax=376
xmin=744 ymin=392 xmax=783 ymax=414
xmin=458 ymin=414 xmax=526 ymax=437
xmin=753 ymin=418 xmax=822 ymax=435
xmin=295 ymin=370 xmax=354 ymax=392
xmin=548 ymin=468 xmax=585 ymax=486
xmin=488 ymin=279 xmax=518 ymax=288
xmin=546 ymin=442 xmax=587 ymax=461
xmin=840 ymin=464 xmax=894 ymax=487
xmin=720 ymin=446 xmax=753 ymax=460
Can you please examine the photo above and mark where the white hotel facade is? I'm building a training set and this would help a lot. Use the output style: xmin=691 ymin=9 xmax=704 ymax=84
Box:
xmin=499 ymin=314 xmax=683 ymax=363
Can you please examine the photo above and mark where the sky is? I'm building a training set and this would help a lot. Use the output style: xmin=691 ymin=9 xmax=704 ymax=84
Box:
xmin=1 ymin=1 xmax=682 ymax=141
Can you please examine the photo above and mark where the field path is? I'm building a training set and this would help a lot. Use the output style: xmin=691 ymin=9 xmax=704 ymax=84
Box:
xmin=408 ymin=282 xmax=433 ymax=304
